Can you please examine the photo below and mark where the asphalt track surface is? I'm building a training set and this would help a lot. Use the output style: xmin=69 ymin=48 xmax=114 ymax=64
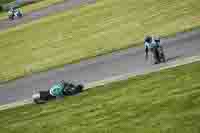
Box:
xmin=0 ymin=0 xmax=96 ymax=31
xmin=0 ymin=29 xmax=200 ymax=106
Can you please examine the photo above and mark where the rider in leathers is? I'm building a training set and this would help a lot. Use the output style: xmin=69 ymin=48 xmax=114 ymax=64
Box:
xmin=144 ymin=36 xmax=161 ymax=64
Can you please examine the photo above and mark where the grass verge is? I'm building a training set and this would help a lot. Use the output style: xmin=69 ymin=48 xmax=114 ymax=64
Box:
xmin=0 ymin=0 xmax=200 ymax=82
xmin=0 ymin=0 xmax=64 ymax=20
xmin=0 ymin=0 xmax=14 ymax=5
xmin=1 ymin=61 xmax=200 ymax=133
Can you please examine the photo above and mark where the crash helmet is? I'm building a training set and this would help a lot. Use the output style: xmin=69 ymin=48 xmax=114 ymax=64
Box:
xmin=144 ymin=36 xmax=152 ymax=43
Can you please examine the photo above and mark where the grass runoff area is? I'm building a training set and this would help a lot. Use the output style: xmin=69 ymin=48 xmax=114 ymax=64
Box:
xmin=1 ymin=61 xmax=200 ymax=133
xmin=0 ymin=0 xmax=200 ymax=82
xmin=0 ymin=0 xmax=14 ymax=5
xmin=0 ymin=0 xmax=64 ymax=20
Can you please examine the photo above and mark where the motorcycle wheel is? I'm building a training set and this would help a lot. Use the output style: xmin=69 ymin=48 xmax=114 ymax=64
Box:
xmin=152 ymin=48 xmax=160 ymax=64
xmin=160 ymin=53 xmax=166 ymax=62
xmin=9 ymin=15 xmax=14 ymax=20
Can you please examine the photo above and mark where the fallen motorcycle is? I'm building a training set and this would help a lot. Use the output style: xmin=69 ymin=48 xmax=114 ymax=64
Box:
xmin=32 ymin=80 xmax=84 ymax=104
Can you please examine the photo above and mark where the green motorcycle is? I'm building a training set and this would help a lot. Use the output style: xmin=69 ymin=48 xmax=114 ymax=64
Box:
xmin=32 ymin=80 xmax=84 ymax=104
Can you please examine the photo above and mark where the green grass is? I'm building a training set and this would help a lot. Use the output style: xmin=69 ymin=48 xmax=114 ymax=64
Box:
xmin=0 ymin=0 xmax=14 ymax=5
xmin=1 ymin=61 xmax=200 ymax=133
xmin=0 ymin=0 xmax=200 ymax=82
xmin=0 ymin=0 xmax=64 ymax=20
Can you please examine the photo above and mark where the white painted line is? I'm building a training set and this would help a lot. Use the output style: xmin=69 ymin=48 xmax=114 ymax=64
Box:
xmin=0 ymin=99 xmax=32 ymax=111
xmin=0 ymin=55 xmax=200 ymax=111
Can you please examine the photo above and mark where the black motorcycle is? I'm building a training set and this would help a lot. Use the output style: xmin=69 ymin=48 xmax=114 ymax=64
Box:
xmin=152 ymin=46 xmax=166 ymax=64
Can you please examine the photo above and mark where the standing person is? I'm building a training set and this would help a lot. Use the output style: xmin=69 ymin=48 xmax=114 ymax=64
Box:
xmin=144 ymin=36 xmax=160 ymax=64
xmin=144 ymin=36 xmax=152 ymax=60
xmin=8 ymin=7 xmax=15 ymax=20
